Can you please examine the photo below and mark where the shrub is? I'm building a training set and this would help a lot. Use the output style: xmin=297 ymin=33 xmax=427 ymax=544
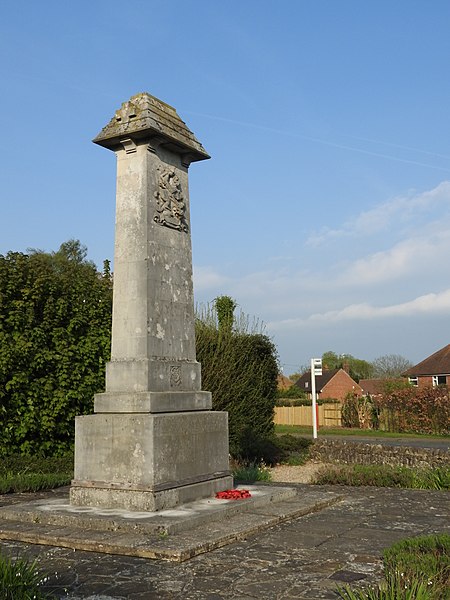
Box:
xmin=276 ymin=385 xmax=306 ymax=399
xmin=341 ymin=392 xmax=379 ymax=429
xmin=0 ymin=242 xmax=112 ymax=457
xmin=337 ymin=571 xmax=438 ymax=599
xmin=196 ymin=299 xmax=279 ymax=462
xmin=276 ymin=434 xmax=312 ymax=465
xmin=341 ymin=392 xmax=359 ymax=427
xmin=383 ymin=534 xmax=450 ymax=594
xmin=232 ymin=460 xmax=272 ymax=483
xmin=0 ymin=453 xmax=74 ymax=476
xmin=0 ymin=473 xmax=72 ymax=494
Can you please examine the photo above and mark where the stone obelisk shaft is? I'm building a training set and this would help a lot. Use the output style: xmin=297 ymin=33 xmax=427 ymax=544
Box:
xmin=70 ymin=94 xmax=232 ymax=511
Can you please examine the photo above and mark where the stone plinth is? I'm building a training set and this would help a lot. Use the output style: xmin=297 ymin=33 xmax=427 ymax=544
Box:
xmin=71 ymin=412 xmax=231 ymax=511
xmin=70 ymin=93 xmax=232 ymax=511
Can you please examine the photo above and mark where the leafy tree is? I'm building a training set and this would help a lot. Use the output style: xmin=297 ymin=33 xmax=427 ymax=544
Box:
xmin=0 ymin=240 xmax=112 ymax=456
xmin=102 ymin=258 xmax=112 ymax=281
xmin=288 ymin=372 xmax=302 ymax=383
xmin=215 ymin=295 xmax=237 ymax=334
xmin=276 ymin=385 xmax=307 ymax=399
xmin=322 ymin=350 xmax=373 ymax=382
xmin=371 ymin=354 xmax=413 ymax=379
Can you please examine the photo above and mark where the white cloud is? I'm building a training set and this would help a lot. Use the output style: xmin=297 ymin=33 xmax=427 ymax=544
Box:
xmin=193 ymin=181 xmax=450 ymax=370
xmin=306 ymin=181 xmax=450 ymax=246
xmin=269 ymin=288 xmax=450 ymax=330
xmin=193 ymin=218 xmax=450 ymax=315
xmin=193 ymin=265 xmax=229 ymax=291
xmin=338 ymin=228 xmax=450 ymax=285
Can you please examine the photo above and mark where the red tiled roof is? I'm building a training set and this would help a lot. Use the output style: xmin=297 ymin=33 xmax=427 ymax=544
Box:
xmin=403 ymin=344 xmax=450 ymax=376
xmin=359 ymin=379 xmax=386 ymax=395
xmin=359 ymin=379 xmax=402 ymax=395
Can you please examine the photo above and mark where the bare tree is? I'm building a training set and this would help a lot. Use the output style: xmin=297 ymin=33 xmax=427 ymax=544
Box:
xmin=288 ymin=364 xmax=309 ymax=382
xmin=371 ymin=354 xmax=413 ymax=379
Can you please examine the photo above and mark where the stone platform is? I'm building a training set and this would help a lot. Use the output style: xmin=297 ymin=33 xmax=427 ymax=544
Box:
xmin=1 ymin=485 xmax=448 ymax=599
xmin=0 ymin=485 xmax=340 ymax=562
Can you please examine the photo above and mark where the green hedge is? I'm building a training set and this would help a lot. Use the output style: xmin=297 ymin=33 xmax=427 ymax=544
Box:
xmin=0 ymin=251 xmax=279 ymax=463
xmin=0 ymin=241 xmax=112 ymax=456
xmin=196 ymin=302 xmax=279 ymax=461
xmin=341 ymin=387 xmax=450 ymax=434
xmin=380 ymin=386 xmax=450 ymax=434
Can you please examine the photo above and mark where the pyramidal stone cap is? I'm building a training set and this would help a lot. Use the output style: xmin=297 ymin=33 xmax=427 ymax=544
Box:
xmin=93 ymin=92 xmax=210 ymax=162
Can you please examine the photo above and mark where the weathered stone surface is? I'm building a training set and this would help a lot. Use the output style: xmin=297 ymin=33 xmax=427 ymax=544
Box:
xmin=309 ymin=438 xmax=450 ymax=468
xmin=71 ymin=93 xmax=228 ymax=511
xmin=72 ymin=411 xmax=231 ymax=511
xmin=93 ymin=390 xmax=212 ymax=413
xmin=0 ymin=485 xmax=448 ymax=598
xmin=0 ymin=485 xmax=337 ymax=561
xmin=0 ymin=485 xmax=302 ymax=536
xmin=93 ymin=92 xmax=210 ymax=162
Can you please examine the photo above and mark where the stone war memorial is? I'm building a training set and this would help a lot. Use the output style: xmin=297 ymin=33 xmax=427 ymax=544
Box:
xmin=0 ymin=93 xmax=337 ymax=562
xmin=70 ymin=93 xmax=233 ymax=511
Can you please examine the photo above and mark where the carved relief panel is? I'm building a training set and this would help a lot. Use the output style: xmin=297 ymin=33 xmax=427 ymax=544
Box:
xmin=153 ymin=167 xmax=188 ymax=232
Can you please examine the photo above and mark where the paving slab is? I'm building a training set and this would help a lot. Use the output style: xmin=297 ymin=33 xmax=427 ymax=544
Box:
xmin=0 ymin=484 xmax=448 ymax=599
xmin=0 ymin=484 xmax=341 ymax=562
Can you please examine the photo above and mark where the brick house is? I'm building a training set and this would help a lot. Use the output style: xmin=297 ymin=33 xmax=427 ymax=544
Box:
xmin=402 ymin=343 xmax=450 ymax=389
xmin=293 ymin=369 xmax=363 ymax=402
xmin=359 ymin=378 xmax=403 ymax=398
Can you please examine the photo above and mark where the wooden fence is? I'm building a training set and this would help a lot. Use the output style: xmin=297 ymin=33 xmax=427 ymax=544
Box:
xmin=274 ymin=403 xmax=342 ymax=427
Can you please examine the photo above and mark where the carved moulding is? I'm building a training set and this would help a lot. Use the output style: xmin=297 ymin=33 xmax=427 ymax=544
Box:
xmin=170 ymin=365 xmax=182 ymax=387
xmin=153 ymin=167 xmax=188 ymax=232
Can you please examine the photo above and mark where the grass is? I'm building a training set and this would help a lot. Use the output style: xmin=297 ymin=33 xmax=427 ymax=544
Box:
xmin=384 ymin=534 xmax=450 ymax=591
xmin=0 ymin=550 xmax=55 ymax=599
xmin=232 ymin=460 xmax=272 ymax=483
xmin=0 ymin=453 xmax=73 ymax=494
xmin=313 ymin=464 xmax=450 ymax=490
xmin=336 ymin=534 xmax=450 ymax=600
xmin=275 ymin=424 xmax=449 ymax=439
xmin=1 ymin=437 xmax=447 ymax=495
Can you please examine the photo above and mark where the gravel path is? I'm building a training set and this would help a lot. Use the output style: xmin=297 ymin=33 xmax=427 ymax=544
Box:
xmin=270 ymin=460 xmax=333 ymax=484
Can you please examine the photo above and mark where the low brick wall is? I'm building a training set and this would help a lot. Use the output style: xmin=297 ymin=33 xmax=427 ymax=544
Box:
xmin=309 ymin=439 xmax=449 ymax=469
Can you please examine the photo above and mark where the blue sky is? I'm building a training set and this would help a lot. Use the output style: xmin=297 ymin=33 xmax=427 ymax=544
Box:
xmin=1 ymin=1 xmax=450 ymax=374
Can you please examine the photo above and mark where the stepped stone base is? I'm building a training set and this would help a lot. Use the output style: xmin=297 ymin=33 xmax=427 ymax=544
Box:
xmin=70 ymin=476 xmax=233 ymax=512
xmin=0 ymin=485 xmax=342 ymax=562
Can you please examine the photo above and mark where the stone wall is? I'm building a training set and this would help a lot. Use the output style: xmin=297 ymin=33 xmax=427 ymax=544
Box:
xmin=309 ymin=439 xmax=449 ymax=469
